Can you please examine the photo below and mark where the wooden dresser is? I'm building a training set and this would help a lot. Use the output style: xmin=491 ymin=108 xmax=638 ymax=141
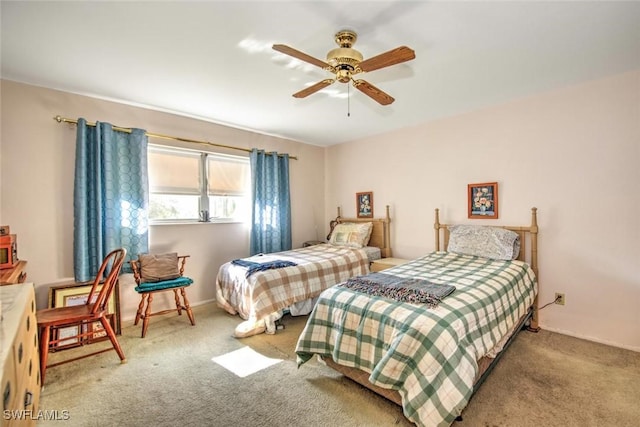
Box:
xmin=1 ymin=283 xmax=41 ymax=426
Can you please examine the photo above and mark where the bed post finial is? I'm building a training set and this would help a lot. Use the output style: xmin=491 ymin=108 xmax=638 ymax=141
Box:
xmin=337 ymin=206 xmax=341 ymax=218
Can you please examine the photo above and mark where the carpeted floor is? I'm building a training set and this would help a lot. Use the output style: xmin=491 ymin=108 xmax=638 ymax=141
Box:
xmin=37 ymin=303 xmax=640 ymax=427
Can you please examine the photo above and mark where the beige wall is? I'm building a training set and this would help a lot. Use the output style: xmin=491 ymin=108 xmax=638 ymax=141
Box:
xmin=0 ymin=80 xmax=325 ymax=322
xmin=326 ymin=70 xmax=640 ymax=351
xmin=2 ymin=71 xmax=638 ymax=351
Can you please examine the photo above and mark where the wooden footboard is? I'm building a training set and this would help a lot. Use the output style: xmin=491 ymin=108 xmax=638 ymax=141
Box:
xmin=323 ymin=356 xmax=403 ymax=406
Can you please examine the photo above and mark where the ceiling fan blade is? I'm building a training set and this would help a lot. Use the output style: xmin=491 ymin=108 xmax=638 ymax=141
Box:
xmin=352 ymin=80 xmax=395 ymax=105
xmin=293 ymin=79 xmax=335 ymax=98
xmin=272 ymin=44 xmax=331 ymax=69
xmin=358 ymin=46 xmax=416 ymax=73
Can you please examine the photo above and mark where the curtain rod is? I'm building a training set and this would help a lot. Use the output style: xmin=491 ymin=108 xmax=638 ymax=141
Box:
xmin=53 ymin=115 xmax=298 ymax=160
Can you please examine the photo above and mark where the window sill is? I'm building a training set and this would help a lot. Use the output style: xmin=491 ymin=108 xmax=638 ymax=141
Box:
xmin=150 ymin=219 xmax=246 ymax=226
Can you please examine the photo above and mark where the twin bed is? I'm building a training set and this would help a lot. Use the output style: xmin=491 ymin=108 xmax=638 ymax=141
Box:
xmin=296 ymin=207 xmax=539 ymax=426
xmin=215 ymin=207 xmax=540 ymax=426
xmin=215 ymin=206 xmax=392 ymax=337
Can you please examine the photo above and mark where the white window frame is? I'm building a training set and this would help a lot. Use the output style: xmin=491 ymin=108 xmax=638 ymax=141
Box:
xmin=148 ymin=144 xmax=250 ymax=224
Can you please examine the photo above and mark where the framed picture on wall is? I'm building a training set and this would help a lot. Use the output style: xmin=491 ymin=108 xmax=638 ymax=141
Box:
xmin=356 ymin=192 xmax=374 ymax=218
xmin=468 ymin=182 xmax=499 ymax=219
xmin=48 ymin=281 xmax=121 ymax=349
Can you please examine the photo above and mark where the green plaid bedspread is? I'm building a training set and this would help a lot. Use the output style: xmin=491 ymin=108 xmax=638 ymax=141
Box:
xmin=296 ymin=251 xmax=537 ymax=427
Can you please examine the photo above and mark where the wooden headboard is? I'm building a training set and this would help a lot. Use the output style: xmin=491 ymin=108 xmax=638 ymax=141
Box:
xmin=335 ymin=205 xmax=392 ymax=258
xmin=433 ymin=207 xmax=539 ymax=329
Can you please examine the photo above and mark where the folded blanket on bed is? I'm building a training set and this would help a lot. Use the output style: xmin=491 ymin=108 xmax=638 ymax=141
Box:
xmin=340 ymin=272 xmax=456 ymax=307
xmin=231 ymin=258 xmax=297 ymax=278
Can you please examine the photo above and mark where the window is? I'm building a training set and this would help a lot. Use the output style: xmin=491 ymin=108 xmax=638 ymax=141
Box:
xmin=148 ymin=145 xmax=250 ymax=223
xmin=207 ymin=155 xmax=251 ymax=221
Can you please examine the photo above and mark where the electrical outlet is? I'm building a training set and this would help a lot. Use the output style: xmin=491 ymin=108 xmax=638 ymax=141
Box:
xmin=555 ymin=292 xmax=566 ymax=305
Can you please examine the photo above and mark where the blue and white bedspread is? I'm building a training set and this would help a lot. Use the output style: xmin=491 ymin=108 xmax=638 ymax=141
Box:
xmin=231 ymin=257 xmax=297 ymax=278
xmin=296 ymin=251 xmax=537 ymax=427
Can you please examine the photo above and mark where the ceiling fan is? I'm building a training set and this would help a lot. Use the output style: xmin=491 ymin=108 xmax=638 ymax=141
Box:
xmin=273 ymin=30 xmax=415 ymax=106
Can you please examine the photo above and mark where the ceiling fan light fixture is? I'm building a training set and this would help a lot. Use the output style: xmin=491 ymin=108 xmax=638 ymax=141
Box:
xmin=272 ymin=29 xmax=415 ymax=105
xmin=326 ymin=47 xmax=363 ymax=68
xmin=335 ymin=67 xmax=352 ymax=83
xmin=326 ymin=30 xmax=363 ymax=71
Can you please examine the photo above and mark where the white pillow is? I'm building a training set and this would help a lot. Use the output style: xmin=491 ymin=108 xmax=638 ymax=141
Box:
xmin=447 ymin=225 xmax=520 ymax=261
xmin=329 ymin=222 xmax=373 ymax=248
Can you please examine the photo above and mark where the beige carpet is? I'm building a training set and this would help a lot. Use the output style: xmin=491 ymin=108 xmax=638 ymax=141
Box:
xmin=37 ymin=303 xmax=640 ymax=427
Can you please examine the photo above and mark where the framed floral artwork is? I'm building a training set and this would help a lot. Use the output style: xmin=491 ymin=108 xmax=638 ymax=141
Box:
xmin=356 ymin=192 xmax=374 ymax=218
xmin=468 ymin=182 xmax=498 ymax=219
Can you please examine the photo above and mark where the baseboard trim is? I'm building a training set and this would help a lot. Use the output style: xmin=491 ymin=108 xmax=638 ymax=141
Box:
xmin=540 ymin=324 xmax=640 ymax=353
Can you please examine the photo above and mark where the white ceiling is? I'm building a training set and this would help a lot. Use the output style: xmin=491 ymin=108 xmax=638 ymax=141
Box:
xmin=2 ymin=1 xmax=639 ymax=146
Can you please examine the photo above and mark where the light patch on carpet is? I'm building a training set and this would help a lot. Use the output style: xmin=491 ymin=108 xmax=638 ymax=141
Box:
xmin=212 ymin=346 xmax=282 ymax=378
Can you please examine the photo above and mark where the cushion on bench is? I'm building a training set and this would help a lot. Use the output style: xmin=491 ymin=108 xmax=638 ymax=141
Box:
xmin=135 ymin=276 xmax=193 ymax=293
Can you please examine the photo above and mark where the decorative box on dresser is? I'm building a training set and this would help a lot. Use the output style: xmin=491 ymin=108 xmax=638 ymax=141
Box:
xmin=1 ymin=283 xmax=41 ymax=426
